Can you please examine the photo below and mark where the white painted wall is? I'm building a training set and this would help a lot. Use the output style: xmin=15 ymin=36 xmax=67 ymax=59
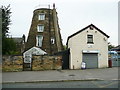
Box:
xmin=68 ymin=27 xmax=109 ymax=69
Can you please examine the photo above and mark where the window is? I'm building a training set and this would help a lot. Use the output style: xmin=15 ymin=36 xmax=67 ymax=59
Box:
xmin=87 ymin=35 xmax=93 ymax=44
xmin=38 ymin=14 xmax=45 ymax=20
xmin=37 ymin=25 xmax=44 ymax=32
xmin=36 ymin=35 xmax=43 ymax=47
xmin=51 ymin=38 xmax=55 ymax=44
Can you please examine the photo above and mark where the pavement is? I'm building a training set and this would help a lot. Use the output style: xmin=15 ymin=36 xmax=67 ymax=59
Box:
xmin=2 ymin=67 xmax=119 ymax=83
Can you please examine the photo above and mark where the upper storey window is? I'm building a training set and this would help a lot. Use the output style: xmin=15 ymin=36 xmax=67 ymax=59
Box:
xmin=87 ymin=35 xmax=94 ymax=44
xmin=37 ymin=25 xmax=44 ymax=32
xmin=38 ymin=13 xmax=45 ymax=20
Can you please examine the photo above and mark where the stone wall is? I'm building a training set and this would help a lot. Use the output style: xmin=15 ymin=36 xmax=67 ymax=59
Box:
xmin=2 ymin=55 xmax=23 ymax=72
xmin=32 ymin=55 xmax=62 ymax=71
xmin=2 ymin=55 xmax=62 ymax=72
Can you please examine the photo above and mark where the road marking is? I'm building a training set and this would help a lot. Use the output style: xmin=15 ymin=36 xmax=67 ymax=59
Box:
xmin=91 ymin=81 xmax=118 ymax=88
xmin=91 ymin=81 xmax=101 ymax=88
xmin=99 ymin=81 xmax=118 ymax=88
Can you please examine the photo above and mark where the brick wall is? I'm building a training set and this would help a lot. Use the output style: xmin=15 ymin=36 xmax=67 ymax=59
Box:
xmin=2 ymin=55 xmax=62 ymax=72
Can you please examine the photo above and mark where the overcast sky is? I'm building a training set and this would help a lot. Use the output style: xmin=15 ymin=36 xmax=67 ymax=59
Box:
xmin=1 ymin=0 xmax=119 ymax=46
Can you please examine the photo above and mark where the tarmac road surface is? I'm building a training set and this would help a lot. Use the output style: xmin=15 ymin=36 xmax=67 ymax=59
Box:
xmin=2 ymin=80 xmax=119 ymax=88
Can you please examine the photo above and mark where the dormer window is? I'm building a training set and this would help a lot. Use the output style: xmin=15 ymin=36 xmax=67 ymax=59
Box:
xmin=37 ymin=25 xmax=44 ymax=32
xmin=38 ymin=13 xmax=45 ymax=20
xmin=87 ymin=35 xmax=94 ymax=44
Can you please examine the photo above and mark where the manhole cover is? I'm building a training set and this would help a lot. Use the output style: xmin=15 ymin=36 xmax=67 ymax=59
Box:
xmin=69 ymin=74 xmax=75 ymax=76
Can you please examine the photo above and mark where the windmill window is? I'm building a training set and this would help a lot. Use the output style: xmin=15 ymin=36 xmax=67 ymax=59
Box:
xmin=37 ymin=25 xmax=44 ymax=32
xmin=36 ymin=35 xmax=43 ymax=47
xmin=38 ymin=13 xmax=45 ymax=20
xmin=51 ymin=38 xmax=55 ymax=44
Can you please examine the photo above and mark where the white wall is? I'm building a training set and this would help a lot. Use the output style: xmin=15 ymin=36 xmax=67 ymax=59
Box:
xmin=68 ymin=27 xmax=108 ymax=69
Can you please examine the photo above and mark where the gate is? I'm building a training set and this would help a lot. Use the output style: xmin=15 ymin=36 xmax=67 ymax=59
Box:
xmin=62 ymin=49 xmax=70 ymax=69
xmin=23 ymin=54 xmax=32 ymax=71
xmin=54 ymin=49 xmax=70 ymax=69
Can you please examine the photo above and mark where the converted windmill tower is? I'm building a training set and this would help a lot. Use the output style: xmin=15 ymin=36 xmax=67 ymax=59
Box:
xmin=25 ymin=4 xmax=63 ymax=55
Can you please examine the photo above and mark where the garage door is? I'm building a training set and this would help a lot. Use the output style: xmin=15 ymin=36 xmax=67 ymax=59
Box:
xmin=83 ymin=53 xmax=98 ymax=69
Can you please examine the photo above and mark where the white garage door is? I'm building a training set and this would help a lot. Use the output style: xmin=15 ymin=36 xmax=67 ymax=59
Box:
xmin=83 ymin=53 xmax=98 ymax=68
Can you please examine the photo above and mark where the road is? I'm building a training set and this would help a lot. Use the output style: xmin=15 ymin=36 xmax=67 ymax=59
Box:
xmin=2 ymin=80 xmax=119 ymax=88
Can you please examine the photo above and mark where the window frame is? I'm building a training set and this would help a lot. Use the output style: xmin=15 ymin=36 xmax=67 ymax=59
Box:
xmin=36 ymin=35 xmax=43 ymax=47
xmin=38 ymin=13 xmax=45 ymax=20
xmin=51 ymin=37 xmax=55 ymax=44
xmin=87 ymin=34 xmax=94 ymax=44
xmin=37 ymin=24 xmax=44 ymax=32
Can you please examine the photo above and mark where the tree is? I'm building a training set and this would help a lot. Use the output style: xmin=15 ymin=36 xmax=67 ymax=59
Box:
xmin=63 ymin=45 xmax=67 ymax=50
xmin=2 ymin=4 xmax=11 ymax=38
xmin=108 ymin=42 xmax=115 ymax=51
xmin=2 ymin=5 xmax=17 ymax=55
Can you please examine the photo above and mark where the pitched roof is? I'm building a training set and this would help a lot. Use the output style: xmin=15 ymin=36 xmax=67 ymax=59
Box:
xmin=23 ymin=47 xmax=47 ymax=56
xmin=66 ymin=24 xmax=110 ymax=45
